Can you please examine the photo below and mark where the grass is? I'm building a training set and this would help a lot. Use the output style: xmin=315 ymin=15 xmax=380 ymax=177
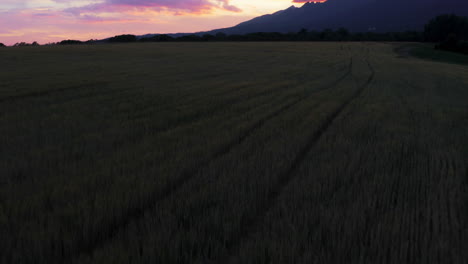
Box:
xmin=409 ymin=43 xmax=468 ymax=66
xmin=0 ymin=42 xmax=467 ymax=264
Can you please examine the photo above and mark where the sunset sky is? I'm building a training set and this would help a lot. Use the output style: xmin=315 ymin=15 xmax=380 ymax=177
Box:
xmin=0 ymin=0 xmax=326 ymax=45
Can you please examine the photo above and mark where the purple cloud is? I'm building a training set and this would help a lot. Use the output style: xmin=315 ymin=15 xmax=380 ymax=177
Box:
xmin=65 ymin=0 xmax=241 ymax=16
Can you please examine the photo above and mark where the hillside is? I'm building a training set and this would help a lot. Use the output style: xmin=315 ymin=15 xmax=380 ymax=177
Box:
xmin=206 ymin=0 xmax=468 ymax=34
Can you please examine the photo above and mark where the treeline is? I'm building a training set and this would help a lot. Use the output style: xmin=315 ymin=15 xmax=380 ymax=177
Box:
xmin=58 ymin=39 xmax=96 ymax=45
xmin=5 ymin=39 xmax=97 ymax=47
xmin=9 ymin=42 xmax=40 ymax=47
xmin=107 ymin=29 xmax=423 ymax=43
xmin=101 ymin=14 xmax=468 ymax=55
xmin=4 ymin=14 xmax=467 ymax=55
xmin=425 ymin=14 xmax=468 ymax=54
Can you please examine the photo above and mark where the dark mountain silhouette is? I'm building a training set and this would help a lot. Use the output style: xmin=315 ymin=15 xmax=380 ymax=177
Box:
xmin=204 ymin=0 xmax=468 ymax=35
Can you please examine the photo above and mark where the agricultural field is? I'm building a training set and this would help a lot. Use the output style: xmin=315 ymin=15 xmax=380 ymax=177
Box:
xmin=0 ymin=42 xmax=467 ymax=264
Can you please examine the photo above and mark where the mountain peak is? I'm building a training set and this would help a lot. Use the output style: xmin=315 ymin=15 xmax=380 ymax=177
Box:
xmin=207 ymin=0 xmax=468 ymax=35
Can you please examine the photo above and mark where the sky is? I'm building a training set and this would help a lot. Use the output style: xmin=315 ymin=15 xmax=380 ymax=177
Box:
xmin=0 ymin=0 xmax=326 ymax=45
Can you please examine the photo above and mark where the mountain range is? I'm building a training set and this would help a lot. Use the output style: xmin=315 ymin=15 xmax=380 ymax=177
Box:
xmin=204 ymin=0 xmax=468 ymax=35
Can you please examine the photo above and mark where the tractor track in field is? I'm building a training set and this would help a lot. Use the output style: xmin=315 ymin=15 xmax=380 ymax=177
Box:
xmin=2 ymin=61 xmax=348 ymax=186
xmin=220 ymin=57 xmax=375 ymax=263
xmin=123 ymin=60 xmax=351 ymax=140
xmin=69 ymin=57 xmax=354 ymax=262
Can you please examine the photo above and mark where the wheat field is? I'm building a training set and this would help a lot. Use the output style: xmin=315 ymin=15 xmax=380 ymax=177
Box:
xmin=0 ymin=42 xmax=467 ymax=263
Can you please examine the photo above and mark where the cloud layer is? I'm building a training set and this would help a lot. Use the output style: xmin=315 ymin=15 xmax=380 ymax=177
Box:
xmin=0 ymin=0 xmax=299 ymax=45
xmin=62 ymin=0 xmax=242 ymax=17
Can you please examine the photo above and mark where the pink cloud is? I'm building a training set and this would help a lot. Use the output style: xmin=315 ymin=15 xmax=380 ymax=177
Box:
xmin=0 ymin=7 xmax=250 ymax=45
xmin=65 ymin=0 xmax=241 ymax=17
xmin=0 ymin=0 xmax=247 ymax=45
xmin=79 ymin=14 xmax=149 ymax=24
xmin=110 ymin=0 xmax=241 ymax=12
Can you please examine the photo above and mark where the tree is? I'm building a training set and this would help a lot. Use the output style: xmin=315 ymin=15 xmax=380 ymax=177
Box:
xmin=424 ymin=14 xmax=468 ymax=42
xmin=0 ymin=43 xmax=5 ymax=47
xmin=297 ymin=28 xmax=308 ymax=41
xmin=425 ymin=14 xmax=468 ymax=54
xmin=215 ymin=32 xmax=227 ymax=40
xmin=59 ymin=40 xmax=83 ymax=45
xmin=336 ymin=28 xmax=350 ymax=41
xmin=13 ymin=42 xmax=32 ymax=47
xmin=108 ymin=34 xmax=137 ymax=43
xmin=436 ymin=33 xmax=468 ymax=54
xmin=306 ymin=30 xmax=320 ymax=41
xmin=140 ymin=34 xmax=173 ymax=42
xmin=177 ymin=35 xmax=202 ymax=41
xmin=157 ymin=35 xmax=174 ymax=42
xmin=202 ymin=34 xmax=215 ymax=41
xmin=320 ymin=29 xmax=336 ymax=41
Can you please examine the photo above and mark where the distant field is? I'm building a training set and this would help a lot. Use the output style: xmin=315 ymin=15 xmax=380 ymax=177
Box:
xmin=1 ymin=42 xmax=467 ymax=264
